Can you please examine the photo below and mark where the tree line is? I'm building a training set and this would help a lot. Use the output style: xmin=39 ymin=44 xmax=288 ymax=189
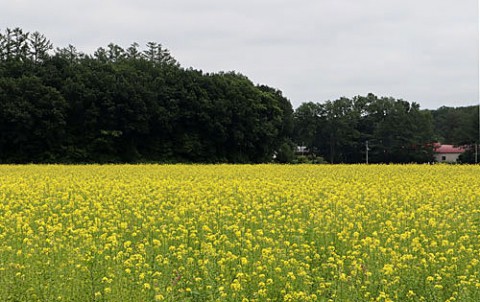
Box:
xmin=0 ymin=28 xmax=478 ymax=164
xmin=292 ymin=96 xmax=478 ymax=164
xmin=429 ymin=105 xmax=479 ymax=163
xmin=0 ymin=28 xmax=293 ymax=163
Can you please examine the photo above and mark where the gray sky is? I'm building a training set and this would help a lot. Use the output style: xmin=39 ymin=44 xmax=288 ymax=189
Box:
xmin=1 ymin=0 xmax=478 ymax=109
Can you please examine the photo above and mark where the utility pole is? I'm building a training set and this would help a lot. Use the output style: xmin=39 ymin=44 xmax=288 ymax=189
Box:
xmin=475 ymin=143 xmax=478 ymax=164
xmin=366 ymin=140 xmax=369 ymax=164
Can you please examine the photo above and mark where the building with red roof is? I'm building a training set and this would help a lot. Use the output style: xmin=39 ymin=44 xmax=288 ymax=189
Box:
xmin=433 ymin=143 xmax=465 ymax=163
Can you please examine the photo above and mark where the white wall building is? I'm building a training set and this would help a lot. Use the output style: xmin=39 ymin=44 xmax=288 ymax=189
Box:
xmin=434 ymin=144 xmax=465 ymax=163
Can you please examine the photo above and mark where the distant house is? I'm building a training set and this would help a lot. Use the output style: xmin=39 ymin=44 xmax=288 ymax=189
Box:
xmin=434 ymin=143 xmax=465 ymax=163
xmin=295 ymin=146 xmax=309 ymax=155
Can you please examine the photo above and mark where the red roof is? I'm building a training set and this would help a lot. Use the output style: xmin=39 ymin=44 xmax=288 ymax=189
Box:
xmin=434 ymin=144 xmax=465 ymax=154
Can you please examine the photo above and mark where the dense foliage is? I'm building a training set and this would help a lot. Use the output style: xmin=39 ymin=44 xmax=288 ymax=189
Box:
xmin=0 ymin=28 xmax=477 ymax=163
xmin=293 ymin=97 xmax=479 ymax=164
xmin=0 ymin=28 xmax=293 ymax=163
xmin=429 ymin=106 xmax=480 ymax=163
xmin=293 ymin=94 xmax=436 ymax=163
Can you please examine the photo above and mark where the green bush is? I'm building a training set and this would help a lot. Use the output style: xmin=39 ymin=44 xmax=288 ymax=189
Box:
xmin=275 ymin=142 xmax=296 ymax=163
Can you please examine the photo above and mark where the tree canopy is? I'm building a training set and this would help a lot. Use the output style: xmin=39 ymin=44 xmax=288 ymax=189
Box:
xmin=292 ymin=94 xmax=436 ymax=163
xmin=0 ymin=27 xmax=477 ymax=164
xmin=0 ymin=27 xmax=293 ymax=163
xmin=429 ymin=105 xmax=479 ymax=163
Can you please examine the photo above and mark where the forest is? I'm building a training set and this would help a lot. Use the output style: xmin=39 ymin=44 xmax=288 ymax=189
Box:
xmin=293 ymin=97 xmax=479 ymax=163
xmin=0 ymin=28 xmax=478 ymax=164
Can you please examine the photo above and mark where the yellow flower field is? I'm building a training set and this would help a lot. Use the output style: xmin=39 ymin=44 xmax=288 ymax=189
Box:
xmin=0 ymin=165 xmax=480 ymax=301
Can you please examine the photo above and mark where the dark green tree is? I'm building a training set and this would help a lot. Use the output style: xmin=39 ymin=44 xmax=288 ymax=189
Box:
xmin=0 ymin=76 xmax=67 ymax=162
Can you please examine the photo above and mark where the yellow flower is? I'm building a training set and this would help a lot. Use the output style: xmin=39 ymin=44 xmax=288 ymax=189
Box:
xmin=382 ymin=264 xmax=395 ymax=275
xmin=1 ymin=164 xmax=480 ymax=301
xmin=230 ymin=279 xmax=241 ymax=291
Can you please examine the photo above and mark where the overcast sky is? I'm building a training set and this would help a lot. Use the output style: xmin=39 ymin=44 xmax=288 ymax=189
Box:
xmin=1 ymin=0 xmax=478 ymax=109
